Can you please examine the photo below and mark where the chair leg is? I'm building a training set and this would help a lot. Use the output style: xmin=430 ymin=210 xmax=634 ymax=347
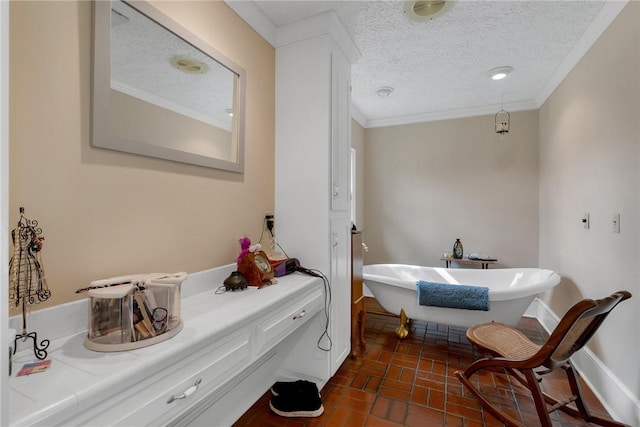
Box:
xmin=564 ymin=362 xmax=592 ymax=419
xmin=457 ymin=358 xmax=631 ymax=427
xmin=522 ymin=369 xmax=553 ymax=427
xmin=490 ymin=366 xmax=554 ymax=427
xmin=512 ymin=363 xmax=629 ymax=427
xmin=455 ymin=363 xmax=523 ymax=427
xmin=561 ymin=363 xmax=630 ymax=427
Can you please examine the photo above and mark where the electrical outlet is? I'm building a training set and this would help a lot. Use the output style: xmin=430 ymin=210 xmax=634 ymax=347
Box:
xmin=265 ymin=214 xmax=275 ymax=233
xmin=582 ymin=213 xmax=590 ymax=230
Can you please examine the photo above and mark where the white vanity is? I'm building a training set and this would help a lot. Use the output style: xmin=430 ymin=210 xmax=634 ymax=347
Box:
xmin=8 ymin=266 xmax=324 ymax=426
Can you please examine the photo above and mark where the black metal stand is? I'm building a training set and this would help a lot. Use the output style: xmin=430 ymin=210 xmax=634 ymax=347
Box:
xmin=9 ymin=207 xmax=52 ymax=361
xmin=13 ymin=331 xmax=49 ymax=360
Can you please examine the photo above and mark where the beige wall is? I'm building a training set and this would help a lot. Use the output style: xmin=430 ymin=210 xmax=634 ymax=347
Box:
xmin=9 ymin=1 xmax=275 ymax=313
xmin=110 ymin=91 xmax=233 ymax=160
xmin=539 ymin=1 xmax=639 ymax=399
xmin=363 ymin=111 xmax=539 ymax=268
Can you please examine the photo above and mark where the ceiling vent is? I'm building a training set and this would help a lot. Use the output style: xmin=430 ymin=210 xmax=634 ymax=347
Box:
xmin=404 ymin=1 xmax=455 ymax=22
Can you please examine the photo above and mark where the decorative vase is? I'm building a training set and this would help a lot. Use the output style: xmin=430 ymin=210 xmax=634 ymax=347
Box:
xmin=453 ymin=239 xmax=463 ymax=259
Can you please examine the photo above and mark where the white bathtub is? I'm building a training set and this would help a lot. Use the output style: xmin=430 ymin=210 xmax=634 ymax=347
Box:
xmin=363 ymin=264 xmax=561 ymax=328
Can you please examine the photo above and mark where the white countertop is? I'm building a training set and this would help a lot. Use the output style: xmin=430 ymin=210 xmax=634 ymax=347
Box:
xmin=8 ymin=268 xmax=322 ymax=426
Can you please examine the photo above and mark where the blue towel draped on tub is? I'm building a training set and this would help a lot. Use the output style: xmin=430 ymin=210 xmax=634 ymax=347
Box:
xmin=416 ymin=281 xmax=489 ymax=311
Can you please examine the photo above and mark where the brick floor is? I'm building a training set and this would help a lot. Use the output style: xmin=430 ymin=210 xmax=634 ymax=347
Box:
xmin=233 ymin=298 xmax=616 ymax=426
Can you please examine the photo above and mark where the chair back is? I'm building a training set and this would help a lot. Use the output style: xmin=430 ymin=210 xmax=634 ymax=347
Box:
xmin=546 ymin=291 xmax=631 ymax=366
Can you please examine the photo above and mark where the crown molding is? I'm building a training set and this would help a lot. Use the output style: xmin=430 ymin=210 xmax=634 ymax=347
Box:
xmin=363 ymin=100 xmax=537 ymax=129
xmin=275 ymin=11 xmax=361 ymax=64
xmin=224 ymin=1 xmax=360 ymax=64
xmin=226 ymin=0 xmax=628 ymax=129
xmin=224 ymin=1 xmax=277 ymax=46
xmin=350 ymin=104 xmax=367 ymax=128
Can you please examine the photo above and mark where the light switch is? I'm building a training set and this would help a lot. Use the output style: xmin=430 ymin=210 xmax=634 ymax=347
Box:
xmin=612 ymin=213 xmax=620 ymax=233
xmin=582 ymin=213 xmax=590 ymax=230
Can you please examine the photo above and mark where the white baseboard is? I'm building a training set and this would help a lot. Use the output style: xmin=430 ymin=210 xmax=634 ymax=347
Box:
xmin=526 ymin=298 xmax=640 ymax=426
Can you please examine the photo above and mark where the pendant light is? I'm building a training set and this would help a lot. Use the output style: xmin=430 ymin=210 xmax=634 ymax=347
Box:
xmin=495 ymin=94 xmax=510 ymax=137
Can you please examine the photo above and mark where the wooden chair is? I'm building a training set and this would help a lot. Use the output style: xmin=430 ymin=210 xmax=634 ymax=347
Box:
xmin=455 ymin=290 xmax=631 ymax=427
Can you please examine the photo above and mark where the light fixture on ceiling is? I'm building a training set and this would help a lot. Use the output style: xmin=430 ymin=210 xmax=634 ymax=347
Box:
xmin=490 ymin=66 xmax=513 ymax=81
xmin=376 ymin=86 xmax=395 ymax=97
xmin=495 ymin=94 xmax=510 ymax=137
xmin=225 ymin=108 xmax=233 ymax=117
xmin=404 ymin=1 xmax=455 ymax=22
xmin=170 ymin=56 xmax=209 ymax=74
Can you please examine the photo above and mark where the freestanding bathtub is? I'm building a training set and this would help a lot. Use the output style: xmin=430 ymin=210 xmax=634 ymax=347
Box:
xmin=363 ymin=264 xmax=561 ymax=334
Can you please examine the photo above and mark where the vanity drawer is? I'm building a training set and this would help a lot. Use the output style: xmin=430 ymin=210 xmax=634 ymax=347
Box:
xmin=130 ymin=332 xmax=251 ymax=426
xmin=73 ymin=329 xmax=251 ymax=426
xmin=255 ymin=287 xmax=323 ymax=356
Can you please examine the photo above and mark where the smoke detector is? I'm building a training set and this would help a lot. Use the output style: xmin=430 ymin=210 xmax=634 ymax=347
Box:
xmin=404 ymin=1 xmax=455 ymax=22
xmin=376 ymin=87 xmax=395 ymax=97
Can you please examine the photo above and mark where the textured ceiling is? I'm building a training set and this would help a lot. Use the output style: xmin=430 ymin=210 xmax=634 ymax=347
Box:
xmin=228 ymin=0 xmax=626 ymax=128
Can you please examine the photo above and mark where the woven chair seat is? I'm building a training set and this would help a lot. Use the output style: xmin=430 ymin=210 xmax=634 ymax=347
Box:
xmin=466 ymin=322 xmax=541 ymax=360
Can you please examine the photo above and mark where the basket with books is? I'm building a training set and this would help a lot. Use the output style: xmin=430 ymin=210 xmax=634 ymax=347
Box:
xmin=81 ymin=272 xmax=186 ymax=352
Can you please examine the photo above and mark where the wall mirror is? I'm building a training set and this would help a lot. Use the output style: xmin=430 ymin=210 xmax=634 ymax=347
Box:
xmin=92 ymin=0 xmax=245 ymax=172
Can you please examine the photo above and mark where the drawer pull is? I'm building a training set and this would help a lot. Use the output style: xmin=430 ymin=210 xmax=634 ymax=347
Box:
xmin=292 ymin=310 xmax=306 ymax=320
xmin=167 ymin=378 xmax=202 ymax=404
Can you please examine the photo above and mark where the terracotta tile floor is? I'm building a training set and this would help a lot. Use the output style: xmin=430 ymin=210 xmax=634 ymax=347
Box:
xmin=234 ymin=298 xmax=616 ymax=427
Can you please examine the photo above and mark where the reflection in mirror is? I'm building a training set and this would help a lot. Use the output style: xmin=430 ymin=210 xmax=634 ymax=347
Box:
xmin=92 ymin=0 xmax=245 ymax=172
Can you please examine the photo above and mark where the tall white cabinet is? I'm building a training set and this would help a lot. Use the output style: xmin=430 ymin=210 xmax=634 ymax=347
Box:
xmin=274 ymin=12 xmax=360 ymax=382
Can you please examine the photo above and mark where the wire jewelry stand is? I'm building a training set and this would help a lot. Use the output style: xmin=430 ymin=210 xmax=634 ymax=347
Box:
xmin=8 ymin=207 xmax=51 ymax=360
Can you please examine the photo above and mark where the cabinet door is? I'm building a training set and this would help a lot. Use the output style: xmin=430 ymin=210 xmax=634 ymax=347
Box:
xmin=330 ymin=51 xmax=351 ymax=212
xmin=330 ymin=217 xmax=351 ymax=373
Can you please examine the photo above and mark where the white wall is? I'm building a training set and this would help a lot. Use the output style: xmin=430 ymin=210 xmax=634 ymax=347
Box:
xmin=1 ymin=2 xmax=9 ymax=424
xmin=538 ymin=1 xmax=639 ymax=422
xmin=363 ymin=111 xmax=540 ymax=268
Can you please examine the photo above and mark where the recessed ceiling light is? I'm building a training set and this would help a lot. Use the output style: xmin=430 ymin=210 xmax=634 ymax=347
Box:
xmin=225 ymin=108 xmax=233 ymax=117
xmin=376 ymin=87 xmax=395 ymax=97
xmin=170 ymin=56 xmax=209 ymax=74
xmin=404 ymin=1 xmax=455 ymax=22
xmin=490 ymin=66 xmax=513 ymax=80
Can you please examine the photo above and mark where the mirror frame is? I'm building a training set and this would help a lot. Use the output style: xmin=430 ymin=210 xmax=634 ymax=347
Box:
xmin=92 ymin=0 xmax=246 ymax=172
